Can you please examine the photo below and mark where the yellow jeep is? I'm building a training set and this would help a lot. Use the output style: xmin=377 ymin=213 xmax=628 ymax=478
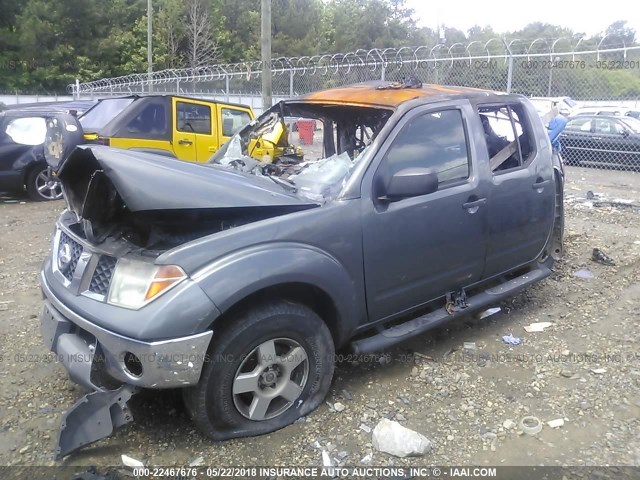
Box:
xmin=78 ymin=95 xmax=283 ymax=162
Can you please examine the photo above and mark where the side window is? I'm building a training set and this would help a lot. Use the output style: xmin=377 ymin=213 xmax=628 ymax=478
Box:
xmin=126 ymin=103 xmax=167 ymax=135
xmin=595 ymin=118 xmax=624 ymax=135
xmin=176 ymin=102 xmax=212 ymax=135
xmin=221 ymin=108 xmax=251 ymax=137
xmin=5 ymin=117 xmax=47 ymax=145
xmin=566 ymin=118 xmax=592 ymax=131
xmin=478 ymin=104 xmax=532 ymax=173
xmin=383 ymin=109 xmax=470 ymax=188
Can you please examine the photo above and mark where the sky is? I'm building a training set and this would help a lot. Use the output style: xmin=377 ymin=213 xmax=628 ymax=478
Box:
xmin=405 ymin=0 xmax=640 ymax=37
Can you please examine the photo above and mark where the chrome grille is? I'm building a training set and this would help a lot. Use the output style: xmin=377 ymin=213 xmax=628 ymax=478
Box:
xmin=89 ymin=255 xmax=117 ymax=296
xmin=58 ymin=231 xmax=83 ymax=282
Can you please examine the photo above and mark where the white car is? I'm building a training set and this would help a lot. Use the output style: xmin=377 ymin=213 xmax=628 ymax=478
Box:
xmin=571 ymin=105 xmax=640 ymax=119
xmin=530 ymin=96 xmax=578 ymax=117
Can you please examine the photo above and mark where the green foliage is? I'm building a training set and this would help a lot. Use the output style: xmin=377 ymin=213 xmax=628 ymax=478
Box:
xmin=0 ymin=0 xmax=636 ymax=97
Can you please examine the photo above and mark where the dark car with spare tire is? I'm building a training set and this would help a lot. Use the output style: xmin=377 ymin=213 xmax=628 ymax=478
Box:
xmin=0 ymin=103 xmax=93 ymax=200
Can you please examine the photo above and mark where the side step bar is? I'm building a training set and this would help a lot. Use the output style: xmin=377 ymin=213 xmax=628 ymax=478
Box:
xmin=351 ymin=265 xmax=551 ymax=354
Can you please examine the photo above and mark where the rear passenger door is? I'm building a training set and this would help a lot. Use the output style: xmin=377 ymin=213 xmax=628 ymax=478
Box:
xmin=173 ymin=98 xmax=214 ymax=162
xmin=478 ymin=103 xmax=555 ymax=278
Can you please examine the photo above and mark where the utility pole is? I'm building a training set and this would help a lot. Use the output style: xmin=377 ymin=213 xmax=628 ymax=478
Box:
xmin=147 ymin=0 xmax=153 ymax=93
xmin=261 ymin=0 xmax=272 ymax=111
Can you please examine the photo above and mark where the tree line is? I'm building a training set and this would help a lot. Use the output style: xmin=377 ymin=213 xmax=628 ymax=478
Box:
xmin=0 ymin=0 xmax=637 ymax=95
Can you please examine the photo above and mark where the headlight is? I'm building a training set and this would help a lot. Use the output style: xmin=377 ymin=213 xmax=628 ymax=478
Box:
xmin=107 ymin=258 xmax=187 ymax=309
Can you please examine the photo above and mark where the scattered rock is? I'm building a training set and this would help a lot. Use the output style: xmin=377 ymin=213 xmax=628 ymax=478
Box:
xmin=547 ymin=418 xmax=565 ymax=428
xmin=502 ymin=419 xmax=517 ymax=430
xmin=333 ymin=402 xmax=346 ymax=412
xmin=359 ymin=424 xmax=372 ymax=434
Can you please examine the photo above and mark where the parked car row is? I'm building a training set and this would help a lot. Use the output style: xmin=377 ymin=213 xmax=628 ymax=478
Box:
xmin=1 ymin=95 xmax=310 ymax=200
xmin=559 ymin=115 xmax=640 ymax=170
xmin=530 ymin=96 xmax=640 ymax=171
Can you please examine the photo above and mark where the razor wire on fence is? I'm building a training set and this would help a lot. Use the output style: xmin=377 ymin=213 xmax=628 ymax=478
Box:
xmin=70 ymin=38 xmax=640 ymax=171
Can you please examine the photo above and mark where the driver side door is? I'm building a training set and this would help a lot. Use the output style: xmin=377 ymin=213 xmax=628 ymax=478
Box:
xmin=361 ymin=104 xmax=489 ymax=321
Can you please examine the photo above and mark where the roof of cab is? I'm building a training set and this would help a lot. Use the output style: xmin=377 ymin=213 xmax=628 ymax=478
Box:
xmin=297 ymin=81 xmax=496 ymax=109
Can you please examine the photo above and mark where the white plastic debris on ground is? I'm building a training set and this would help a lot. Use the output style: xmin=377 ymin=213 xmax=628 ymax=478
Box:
xmin=121 ymin=454 xmax=144 ymax=468
xmin=524 ymin=322 xmax=554 ymax=333
xmin=547 ymin=418 xmax=565 ymax=428
xmin=479 ymin=307 xmax=501 ymax=319
xmin=372 ymin=418 xmax=432 ymax=458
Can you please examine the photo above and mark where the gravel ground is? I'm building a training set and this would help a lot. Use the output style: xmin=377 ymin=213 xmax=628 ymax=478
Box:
xmin=1 ymin=166 xmax=639 ymax=471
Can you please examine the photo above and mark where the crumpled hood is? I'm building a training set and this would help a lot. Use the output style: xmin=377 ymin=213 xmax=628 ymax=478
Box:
xmin=58 ymin=146 xmax=315 ymax=214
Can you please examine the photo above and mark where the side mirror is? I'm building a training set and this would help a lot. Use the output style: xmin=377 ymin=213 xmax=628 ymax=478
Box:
xmin=382 ymin=168 xmax=439 ymax=201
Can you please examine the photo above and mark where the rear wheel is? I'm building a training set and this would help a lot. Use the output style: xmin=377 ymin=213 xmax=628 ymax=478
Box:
xmin=183 ymin=300 xmax=335 ymax=440
xmin=26 ymin=165 xmax=62 ymax=201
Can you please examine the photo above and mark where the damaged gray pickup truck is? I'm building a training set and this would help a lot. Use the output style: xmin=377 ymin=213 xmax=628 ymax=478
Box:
xmin=40 ymin=82 xmax=564 ymax=458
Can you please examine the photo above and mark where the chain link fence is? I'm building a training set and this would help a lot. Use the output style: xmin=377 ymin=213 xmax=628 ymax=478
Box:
xmin=70 ymin=39 xmax=640 ymax=171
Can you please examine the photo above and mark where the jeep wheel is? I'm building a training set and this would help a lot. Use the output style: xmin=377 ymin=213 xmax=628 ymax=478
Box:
xmin=183 ymin=300 xmax=335 ymax=441
xmin=26 ymin=166 xmax=63 ymax=201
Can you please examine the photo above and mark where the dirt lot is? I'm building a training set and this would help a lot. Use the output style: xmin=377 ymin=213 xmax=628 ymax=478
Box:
xmin=1 ymin=166 xmax=640 ymax=471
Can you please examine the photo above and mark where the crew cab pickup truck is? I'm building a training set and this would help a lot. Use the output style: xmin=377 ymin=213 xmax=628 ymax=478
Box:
xmin=39 ymin=81 xmax=564 ymax=458
xmin=77 ymin=95 xmax=285 ymax=162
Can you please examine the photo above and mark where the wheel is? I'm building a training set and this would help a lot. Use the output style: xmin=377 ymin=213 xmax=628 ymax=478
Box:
xmin=183 ymin=300 xmax=335 ymax=441
xmin=26 ymin=165 xmax=63 ymax=201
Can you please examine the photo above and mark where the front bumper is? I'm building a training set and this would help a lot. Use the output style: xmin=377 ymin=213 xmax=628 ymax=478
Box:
xmin=41 ymin=272 xmax=213 ymax=390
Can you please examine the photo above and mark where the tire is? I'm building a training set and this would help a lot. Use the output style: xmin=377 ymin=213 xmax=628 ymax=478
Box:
xmin=25 ymin=165 xmax=63 ymax=201
xmin=183 ymin=300 xmax=335 ymax=441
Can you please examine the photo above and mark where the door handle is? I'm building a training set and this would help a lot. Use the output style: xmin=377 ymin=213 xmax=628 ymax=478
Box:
xmin=178 ymin=139 xmax=193 ymax=146
xmin=532 ymin=179 xmax=550 ymax=190
xmin=462 ymin=198 xmax=486 ymax=211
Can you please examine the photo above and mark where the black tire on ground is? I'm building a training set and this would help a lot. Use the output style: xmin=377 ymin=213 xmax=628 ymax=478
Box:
xmin=183 ymin=300 xmax=335 ymax=441
xmin=25 ymin=165 xmax=63 ymax=201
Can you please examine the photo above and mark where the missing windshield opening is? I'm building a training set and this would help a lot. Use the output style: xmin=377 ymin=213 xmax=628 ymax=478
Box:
xmin=210 ymin=103 xmax=393 ymax=202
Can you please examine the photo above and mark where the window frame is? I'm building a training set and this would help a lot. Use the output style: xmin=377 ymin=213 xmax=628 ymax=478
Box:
xmin=114 ymin=97 xmax=170 ymax=140
xmin=566 ymin=117 xmax=593 ymax=132
xmin=476 ymin=101 xmax=536 ymax=176
xmin=372 ymin=105 xmax=473 ymax=197
xmin=594 ymin=117 xmax=626 ymax=135
xmin=176 ymin=101 xmax=212 ymax=135
xmin=220 ymin=107 xmax=252 ymax=137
